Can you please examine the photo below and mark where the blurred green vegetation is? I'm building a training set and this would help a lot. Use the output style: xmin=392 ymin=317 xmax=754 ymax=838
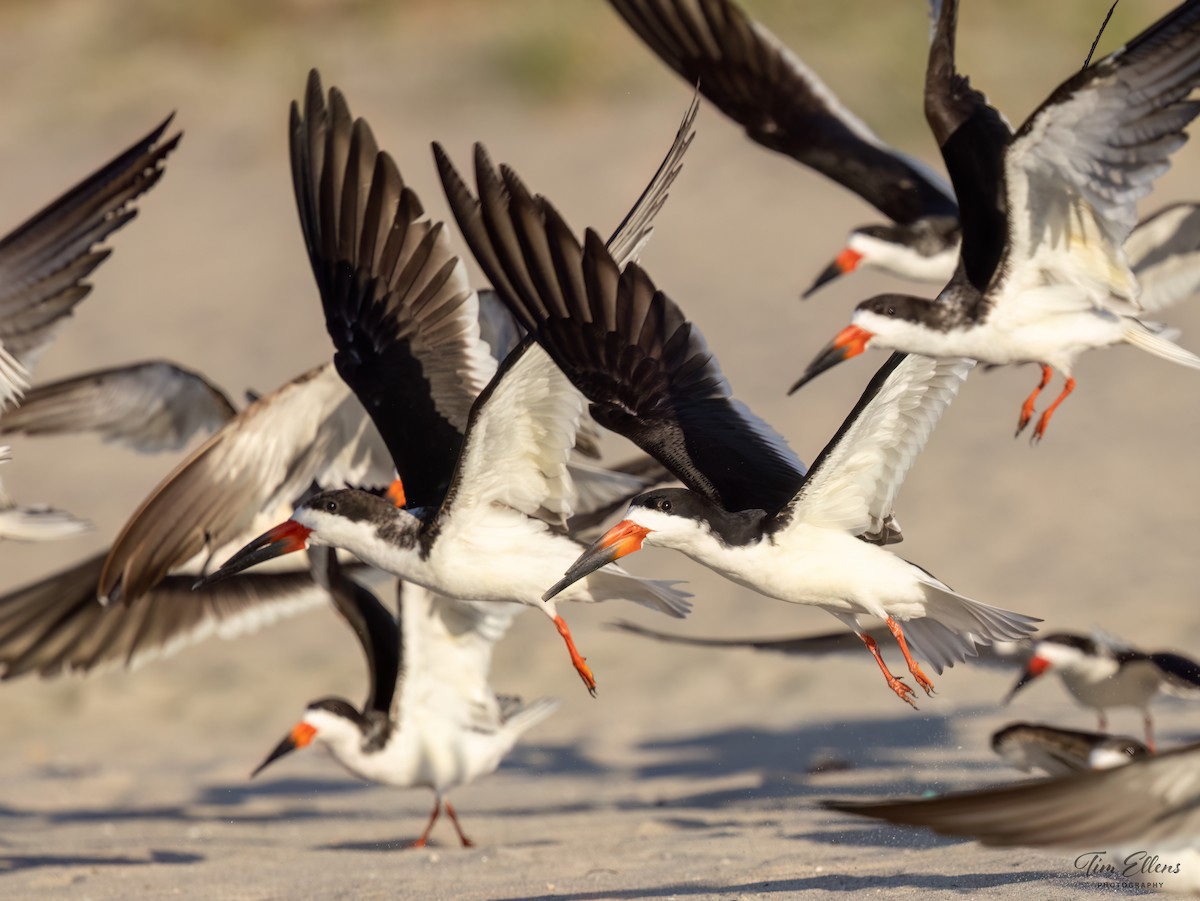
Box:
xmin=0 ymin=0 xmax=1178 ymax=136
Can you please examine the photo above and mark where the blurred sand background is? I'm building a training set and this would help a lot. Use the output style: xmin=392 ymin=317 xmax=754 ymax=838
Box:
xmin=1 ymin=0 xmax=1198 ymax=897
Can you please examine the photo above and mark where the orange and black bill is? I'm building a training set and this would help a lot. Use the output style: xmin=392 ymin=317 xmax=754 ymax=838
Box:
xmin=802 ymin=248 xmax=863 ymax=299
xmin=1003 ymin=657 xmax=1050 ymax=704
xmin=788 ymin=325 xmax=874 ymax=395
xmin=193 ymin=520 xmax=313 ymax=589
xmin=542 ymin=520 xmax=650 ymax=601
xmin=251 ymin=722 xmax=316 ymax=778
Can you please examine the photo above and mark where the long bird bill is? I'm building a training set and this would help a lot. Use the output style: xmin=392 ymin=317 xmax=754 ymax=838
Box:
xmin=1003 ymin=656 xmax=1050 ymax=704
xmin=788 ymin=325 xmax=874 ymax=394
xmin=802 ymin=247 xmax=863 ymax=298
xmin=542 ymin=520 xmax=651 ymax=601
xmin=192 ymin=520 xmax=313 ymax=589
xmin=251 ymin=722 xmax=316 ymax=777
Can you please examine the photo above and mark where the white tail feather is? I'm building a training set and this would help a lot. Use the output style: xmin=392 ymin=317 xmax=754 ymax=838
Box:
xmin=1123 ymin=320 xmax=1200 ymax=369
xmin=591 ymin=567 xmax=693 ymax=618
xmin=901 ymin=579 xmax=1041 ymax=674
xmin=499 ymin=697 xmax=560 ymax=741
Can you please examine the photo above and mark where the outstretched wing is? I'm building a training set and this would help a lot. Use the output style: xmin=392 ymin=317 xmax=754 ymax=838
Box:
xmin=772 ymin=353 xmax=972 ymax=538
xmin=0 ymin=550 xmax=336 ymax=679
xmin=924 ymin=0 xmax=1011 ymax=291
xmin=393 ymin=581 xmax=525 ymax=731
xmin=0 ymin=116 xmax=180 ymax=406
xmin=291 ymin=69 xmax=494 ymax=508
xmin=1000 ymin=1 xmax=1200 ymax=306
xmin=436 ymin=143 xmax=805 ymax=515
xmin=98 ymin=363 xmax=392 ymax=605
xmin=823 ymin=741 xmax=1200 ymax=849
xmin=607 ymin=0 xmax=956 ymax=224
xmin=436 ymin=338 xmax=583 ymax=531
xmin=0 ymin=360 xmax=236 ymax=452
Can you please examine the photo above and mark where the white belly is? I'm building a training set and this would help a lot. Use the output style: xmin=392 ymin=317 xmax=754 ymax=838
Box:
xmin=675 ymin=526 xmax=929 ymax=619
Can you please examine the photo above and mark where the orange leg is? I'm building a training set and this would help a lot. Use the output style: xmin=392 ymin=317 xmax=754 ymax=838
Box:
xmin=1144 ymin=714 xmax=1156 ymax=754
xmin=885 ymin=617 xmax=935 ymax=696
xmin=553 ymin=614 xmax=597 ymax=696
xmin=858 ymin=632 xmax=917 ymax=709
xmin=1016 ymin=365 xmax=1054 ymax=437
xmin=386 ymin=478 xmax=407 ymax=508
xmin=444 ymin=800 xmax=475 ymax=848
xmin=1031 ymin=377 xmax=1075 ymax=443
xmin=410 ymin=798 xmax=441 ymax=848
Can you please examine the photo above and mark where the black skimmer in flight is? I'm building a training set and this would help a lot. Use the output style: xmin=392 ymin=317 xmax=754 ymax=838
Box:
xmin=1005 ymin=632 xmax=1200 ymax=751
xmin=606 ymin=0 xmax=961 ymax=294
xmin=991 ymin=722 xmax=1149 ymax=777
xmin=610 ymin=1 xmax=1200 ymax=306
xmin=196 ymin=72 xmax=694 ymax=694
xmin=605 ymin=0 xmax=960 ymax=296
xmin=794 ymin=0 xmax=1200 ymax=441
xmin=823 ymin=742 xmax=1200 ymax=892
xmin=435 ymin=143 xmax=1040 ymax=708
xmin=252 ymin=552 xmax=557 ymax=849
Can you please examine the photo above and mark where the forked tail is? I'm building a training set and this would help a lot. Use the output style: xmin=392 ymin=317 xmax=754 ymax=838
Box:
xmin=903 ymin=579 xmax=1040 ymax=674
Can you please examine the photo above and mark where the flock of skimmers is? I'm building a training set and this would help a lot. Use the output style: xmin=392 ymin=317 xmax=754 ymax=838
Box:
xmin=3 ymin=0 xmax=1200 ymax=880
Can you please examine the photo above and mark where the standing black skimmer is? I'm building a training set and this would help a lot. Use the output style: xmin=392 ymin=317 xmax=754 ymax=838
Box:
xmin=822 ymin=743 xmax=1200 ymax=893
xmin=605 ymin=0 xmax=960 ymax=295
xmin=793 ymin=0 xmax=1200 ymax=440
xmin=1005 ymin=632 xmax=1200 ymax=751
xmin=253 ymin=553 xmax=557 ymax=849
xmin=991 ymin=722 xmax=1149 ymax=777
xmin=435 ymin=143 xmax=1040 ymax=708
xmin=195 ymin=72 xmax=693 ymax=694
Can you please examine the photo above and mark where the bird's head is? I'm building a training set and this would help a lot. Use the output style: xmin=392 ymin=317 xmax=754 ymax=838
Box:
xmin=1004 ymin=635 xmax=1094 ymax=702
xmin=251 ymin=697 xmax=365 ymax=777
xmin=194 ymin=489 xmax=419 ymax=588
xmin=542 ymin=489 xmax=747 ymax=601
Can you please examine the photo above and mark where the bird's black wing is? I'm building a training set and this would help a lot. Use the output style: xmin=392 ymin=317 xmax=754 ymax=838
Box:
xmin=608 ymin=0 xmax=956 ymax=224
xmin=290 ymin=69 xmax=495 ymax=508
xmin=436 ymin=142 xmax=806 ymax=515
xmin=924 ymin=0 xmax=1011 ymax=291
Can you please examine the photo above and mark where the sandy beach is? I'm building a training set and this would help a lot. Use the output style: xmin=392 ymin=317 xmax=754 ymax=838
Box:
xmin=1 ymin=1 xmax=1197 ymax=897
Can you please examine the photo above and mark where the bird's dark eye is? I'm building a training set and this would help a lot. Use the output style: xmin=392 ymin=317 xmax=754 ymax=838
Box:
xmin=886 ymin=306 xmax=896 ymax=317
xmin=324 ymin=500 xmax=338 ymax=513
xmin=660 ymin=499 xmax=672 ymax=513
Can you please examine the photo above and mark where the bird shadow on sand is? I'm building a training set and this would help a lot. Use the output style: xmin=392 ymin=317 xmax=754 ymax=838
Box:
xmin=633 ymin=709 xmax=964 ymax=781
xmin=195 ymin=776 xmax=369 ymax=806
xmin=0 ymin=849 xmax=203 ymax=873
xmin=492 ymin=870 xmax=1082 ymax=900
xmin=500 ymin=741 xmax=608 ymax=776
